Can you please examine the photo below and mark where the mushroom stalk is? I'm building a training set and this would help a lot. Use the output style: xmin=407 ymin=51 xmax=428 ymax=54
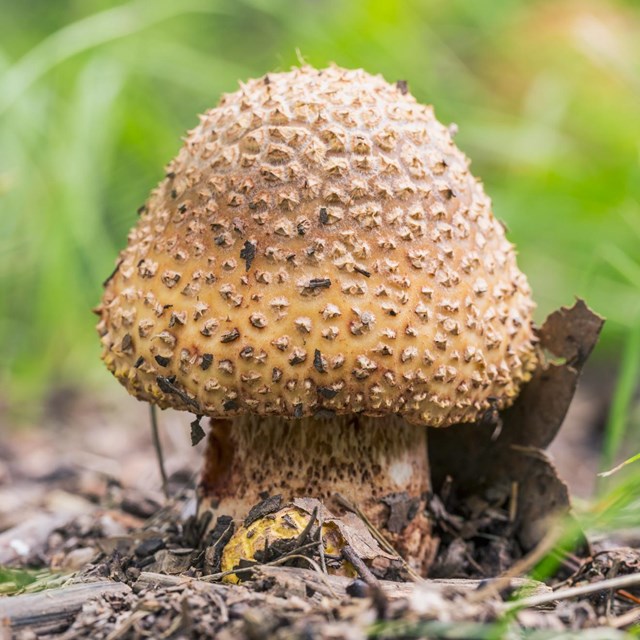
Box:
xmin=198 ymin=415 xmax=435 ymax=571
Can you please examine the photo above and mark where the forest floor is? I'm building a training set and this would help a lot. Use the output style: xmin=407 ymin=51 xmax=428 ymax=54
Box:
xmin=1 ymin=310 xmax=640 ymax=640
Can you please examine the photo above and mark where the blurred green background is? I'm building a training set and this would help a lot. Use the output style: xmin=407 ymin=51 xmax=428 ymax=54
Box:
xmin=1 ymin=0 xmax=639 ymax=446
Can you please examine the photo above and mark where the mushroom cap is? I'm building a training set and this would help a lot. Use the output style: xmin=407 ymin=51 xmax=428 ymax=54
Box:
xmin=97 ymin=65 xmax=537 ymax=427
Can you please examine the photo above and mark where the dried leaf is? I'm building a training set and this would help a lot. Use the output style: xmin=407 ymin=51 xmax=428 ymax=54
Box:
xmin=244 ymin=495 xmax=283 ymax=527
xmin=430 ymin=300 xmax=603 ymax=553
xmin=293 ymin=498 xmax=396 ymax=563
xmin=539 ymin=299 xmax=604 ymax=367
xmin=502 ymin=299 xmax=604 ymax=450
xmin=190 ymin=415 xmax=206 ymax=446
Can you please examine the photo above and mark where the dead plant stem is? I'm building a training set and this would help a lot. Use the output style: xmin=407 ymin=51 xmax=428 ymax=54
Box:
xmin=504 ymin=572 xmax=640 ymax=612
xmin=150 ymin=405 xmax=169 ymax=500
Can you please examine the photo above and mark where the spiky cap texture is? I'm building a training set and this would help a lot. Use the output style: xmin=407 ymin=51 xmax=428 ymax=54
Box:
xmin=97 ymin=65 xmax=537 ymax=426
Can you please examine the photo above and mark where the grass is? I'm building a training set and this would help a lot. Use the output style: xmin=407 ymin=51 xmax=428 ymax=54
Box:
xmin=0 ymin=567 xmax=71 ymax=596
xmin=602 ymin=316 xmax=640 ymax=473
xmin=0 ymin=2 xmax=638 ymax=486
xmin=600 ymin=452 xmax=640 ymax=479
xmin=0 ymin=567 xmax=38 ymax=595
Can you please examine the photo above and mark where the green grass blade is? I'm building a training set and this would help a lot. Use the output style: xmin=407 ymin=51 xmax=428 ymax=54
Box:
xmin=0 ymin=0 xmax=229 ymax=116
xmin=601 ymin=309 xmax=640 ymax=473
xmin=601 ymin=245 xmax=640 ymax=289
xmin=599 ymin=452 xmax=640 ymax=478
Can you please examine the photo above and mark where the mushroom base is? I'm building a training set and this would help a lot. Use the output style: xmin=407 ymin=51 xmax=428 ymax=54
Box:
xmin=198 ymin=414 xmax=436 ymax=573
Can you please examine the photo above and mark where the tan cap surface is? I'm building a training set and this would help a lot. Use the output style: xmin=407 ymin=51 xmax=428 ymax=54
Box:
xmin=97 ymin=65 xmax=537 ymax=426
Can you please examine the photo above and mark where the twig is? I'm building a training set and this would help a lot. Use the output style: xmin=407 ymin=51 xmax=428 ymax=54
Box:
xmin=207 ymin=590 xmax=229 ymax=625
xmin=605 ymin=559 xmax=621 ymax=617
xmin=463 ymin=550 xmax=486 ymax=577
xmin=618 ymin=589 xmax=640 ymax=605
xmin=316 ymin=523 xmax=327 ymax=574
xmin=508 ymin=481 xmax=518 ymax=523
xmin=0 ymin=582 xmax=131 ymax=630
xmin=134 ymin=572 xmax=232 ymax=594
xmin=200 ymin=541 xmax=321 ymax=582
xmin=342 ymin=544 xmax=388 ymax=618
xmin=270 ymin=553 xmax=325 ymax=575
xmin=334 ymin=492 xmax=424 ymax=583
xmin=342 ymin=544 xmax=380 ymax=588
xmin=149 ymin=405 xmax=169 ymax=500
xmin=198 ymin=538 xmax=340 ymax=599
xmin=158 ymin=607 xmax=184 ymax=639
xmin=295 ymin=506 xmax=318 ymax=547
xmin=503 ymin=572 xmax=640 ymax=611
xmin=334 ymin=494 xmax=392 ymax=553
xmin=610 ymin=605 xmax=640 ymax=629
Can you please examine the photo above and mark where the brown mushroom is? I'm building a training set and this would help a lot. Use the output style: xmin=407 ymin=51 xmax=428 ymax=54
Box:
xmin=97 ymin=65 xmax=538 ymax=572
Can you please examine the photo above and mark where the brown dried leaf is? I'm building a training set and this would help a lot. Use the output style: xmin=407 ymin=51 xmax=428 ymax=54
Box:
xmin=292 ymin=497 xmax=395 ymax=562
xmin=291 ymin=497 xmax=335 ymax=523
xmin=502 ymin=299 xmax=604 ymax=450
xmin=430 ymin=299 xmax=603 ymax=552
xmin=332 ymin=512 xmax=396 ymax=562
xmin=539 ymin=299 xmax=604 ymax=367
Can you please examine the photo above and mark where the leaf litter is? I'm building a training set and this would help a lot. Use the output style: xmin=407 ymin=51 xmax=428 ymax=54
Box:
xmin=3 ymin=301 xmax=639 ymax=638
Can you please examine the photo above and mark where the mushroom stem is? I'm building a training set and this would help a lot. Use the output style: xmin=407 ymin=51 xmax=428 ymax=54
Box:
xmin=198 ymin=415 xmax=435 ymax=572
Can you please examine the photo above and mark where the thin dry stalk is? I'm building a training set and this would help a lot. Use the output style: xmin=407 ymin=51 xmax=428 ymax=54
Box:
xmin=504 ymin=572 xmax=640 ymax=612
xmin=342 ymin=544 xmax=380 ymax=588
xmin=610 ymin=605 xmax=640 ymax=629
xmin=150 ymin=405 xmax=169 ymax=500
xmin=200 ymin=540 xmax=338 ymax=597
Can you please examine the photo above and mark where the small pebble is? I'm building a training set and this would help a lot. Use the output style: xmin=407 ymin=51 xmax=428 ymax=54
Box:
xmin=346 ymin=579 xmax=370 ymax=598
xmin=135 ymin=537 xmax=165 ymax=557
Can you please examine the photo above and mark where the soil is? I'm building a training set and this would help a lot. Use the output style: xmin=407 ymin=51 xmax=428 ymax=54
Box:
xmin=1 ymin=388 xmax=639 ymax=638
xmin=2 ymin=302 xmax=640 ymax=638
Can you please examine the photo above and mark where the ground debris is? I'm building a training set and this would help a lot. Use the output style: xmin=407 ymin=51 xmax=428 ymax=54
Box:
xmin=0 ymin=582 xmax=131 ymax=636
xmin=203 ymin=516 xmax=235 ymax=575
xmin=244 ymin=494 xmax=283 ymax=527
xmin=381 ymin=492 xmax=420 ymax=535
xmin=574 ymin=547 xmax=640 ymax=587
xmin=3 ymin=496 xmax=640 ymax=638
xmin=2 ymin=569 xmax=508 ymax=638
xmin=5 ymin=566 xmax=638 ymax=639
xmin=4 ymin=300 xmax=638 ymax=638
xmin=427 ymin=479 xmax=522 ymax=579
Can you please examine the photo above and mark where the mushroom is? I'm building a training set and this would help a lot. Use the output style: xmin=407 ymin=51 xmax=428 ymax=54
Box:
xmin=97 ymin=65 xmax=538 ymax=572
xmin=219 ymin=501 xmax=358 ymax=583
